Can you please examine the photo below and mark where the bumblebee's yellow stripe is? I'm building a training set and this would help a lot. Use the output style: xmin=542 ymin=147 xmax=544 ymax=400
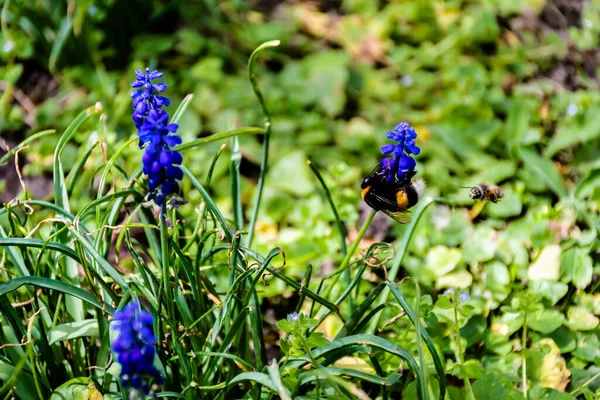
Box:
xmin=361 ymin=186 xmax=370 ymax=199
xmin=396 ymin=190 xmax=409 ymax=209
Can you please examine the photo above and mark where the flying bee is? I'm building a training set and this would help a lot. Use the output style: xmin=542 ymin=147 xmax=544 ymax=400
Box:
xmin=467 ymin=184 xmax=504 ymax=203
xmin=361 ymin=166 xmax=425 ymax=224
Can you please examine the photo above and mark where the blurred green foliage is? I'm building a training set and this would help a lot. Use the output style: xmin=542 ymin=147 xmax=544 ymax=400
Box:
xmin=1 ymin=0 xmax=600 ymax=398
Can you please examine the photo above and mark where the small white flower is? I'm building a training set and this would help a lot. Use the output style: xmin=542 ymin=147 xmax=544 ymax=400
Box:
xmin=567 ymin=103 xmax=578 ymax=116
xmin=401 ymin=75 xmax=413 ymax=87
xmin=585 ymin=19 xmax=593 ymax=28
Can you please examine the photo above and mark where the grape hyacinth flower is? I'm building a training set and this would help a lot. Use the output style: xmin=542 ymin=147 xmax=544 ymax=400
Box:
xmin=111 ymin=301 xmax=161 ymax=394
xmin=131 ymin=68 xmax=183 ymax=205
xmin=379 ymin=122 xmax=420 ymax=182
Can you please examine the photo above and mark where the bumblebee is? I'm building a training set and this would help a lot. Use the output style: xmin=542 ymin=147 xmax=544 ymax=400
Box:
xmin=361 ymin=167 xmax=425 ymax=224
xmin=468 ymin=184 xmax=504 ymax=203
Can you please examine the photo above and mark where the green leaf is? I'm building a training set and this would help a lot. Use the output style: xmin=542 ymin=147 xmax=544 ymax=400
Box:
xmin=518 ymin=146 xmax=567 ymax=197
xmin=485 ymin=261 xmax=511 ymax=304
xmin=560 ymin=247 xmax=593 ymax=289
xmin=575 ymin=168 xmax=600 ymax=200
xmin=545 ymin=108 xmax=600 ymax=156
xmin=472 ymin=373 xmax=522 ymax=400
xmin=425 ymin=246 xmax=462 ymax=278
xmin=436 ymin=270 xmax=473 ymax=290
xmin=455 ymin=359 xmax=483 ymax=379
xmin=572 ymin=333 xmax=600 ymax=363
xmin=463 ymin=226 xmax=497 ymax=265
xmin=528 ymin=309 xmax=565 ymax=334
xmin=506 ymin=100 xmax=530 ymax=157
xmin=50 ymin=377 xmax=102 ymax=400
xmin=566 ymin=307 xmax=599 ymax=331
xmin=529 ymin=280 xmax=569 ymax=306
xmin=528 ymin=245 xmax=561 ymax=282
xmin=484 ymin=188 xmax=523 ymax=219
xmin=276 ymin=320 xmax=294 ymax=333
xmin=546 ymin=326 xmax=576 ymax=353
xmin=47 ymin=320 xmax=99 ymax=345
xmin=268 ymin=151 xmax=315 ymax=196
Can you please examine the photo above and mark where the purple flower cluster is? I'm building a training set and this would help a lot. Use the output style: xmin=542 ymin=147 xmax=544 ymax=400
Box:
xmin=379 ymin=122 xmax=420 ymax=181
xmin=131 ymin=68 xmax=183 ymax=205
xmin=111 ymin=301 xmax=161 ymax=392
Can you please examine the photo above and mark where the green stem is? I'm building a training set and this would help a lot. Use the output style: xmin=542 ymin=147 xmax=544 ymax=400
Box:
xmin=246 ymin=40 xmax=280 ymax=247
xmin=454 ymin=300 xmax=475 ymax=400
xmin=522 ymin=312 xmax=528 ymax=399
xmin=159 ymin=204 xmax=172 ymax=310
xmin=570 ymin=370 xmax=600 ymax=395
xmin=317 ymin=209 xmax=376 ymax=313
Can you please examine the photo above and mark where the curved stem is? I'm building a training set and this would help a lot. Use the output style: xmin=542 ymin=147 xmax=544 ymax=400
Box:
xmin=246 ymin=40 xmax=280 ymax=247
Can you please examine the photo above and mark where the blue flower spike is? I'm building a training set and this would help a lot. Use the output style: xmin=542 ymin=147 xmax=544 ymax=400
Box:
xmin=131 ymin=68 xmax=183 ymax=205
xmin=111 ymin=301 xmax=162 ymax=395
xmin=380 ymin=122 xmax=420 ymax=182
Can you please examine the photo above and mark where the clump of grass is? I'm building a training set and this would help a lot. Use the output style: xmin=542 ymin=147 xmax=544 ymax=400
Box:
xmin=0 ymin=41 xmax=447 ymax=400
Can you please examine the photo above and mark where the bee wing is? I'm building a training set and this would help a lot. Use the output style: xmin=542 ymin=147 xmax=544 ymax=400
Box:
xmin=381 ymin=209 xmax=412 ymax=224
xmin=363 ymin=163 xmax=386 ymax=182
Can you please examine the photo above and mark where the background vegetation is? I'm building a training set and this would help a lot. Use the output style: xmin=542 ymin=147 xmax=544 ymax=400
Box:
xmin=0 ymin=0 xmax=599 ymax=399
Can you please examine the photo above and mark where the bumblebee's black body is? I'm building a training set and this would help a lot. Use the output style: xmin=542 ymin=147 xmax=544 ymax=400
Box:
xmin=361 ymin=167 xmax=422 ymax=223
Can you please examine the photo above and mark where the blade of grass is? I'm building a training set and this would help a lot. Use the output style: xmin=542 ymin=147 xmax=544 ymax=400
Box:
xmin=182 ymin=164 xmax=232 ymax=241
xmin=308 ymin=160 xmax=347 ymax=255
xmin=286 ymin=333 xmax=424 ymax=398
xmin=0 ymin=129 xmax=55 ymax=165
xmin=174 ymin=127 xmax=265 ymax=152
xmin=228 ymin=372 xmax=280 ymax=394
xmin=68 ymin=228 xmax=129 ymax=290
xmin=48 ymin=16 xmax=72 ymax=73
xmin=316 ymin=209 xmax=376 ymax=316
xmin=0 ymin=276 xmax=114 ymax=313
xmin=335 ymin=282 xmax=385 ymax=339
xmin=171 ymin=93 xmax=194 ymax=124
xmin=52 ymin=103 xmax=102 ymax=361
xmin=66 ymin=138 xmax=99 ymax=197
xmin=230 ymin=135 xmax=243 ymax=232
xmin=387 ymin=281 xmax=446 ymax=400
xmin=240 ymin=246 xmax=339 ymax=314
